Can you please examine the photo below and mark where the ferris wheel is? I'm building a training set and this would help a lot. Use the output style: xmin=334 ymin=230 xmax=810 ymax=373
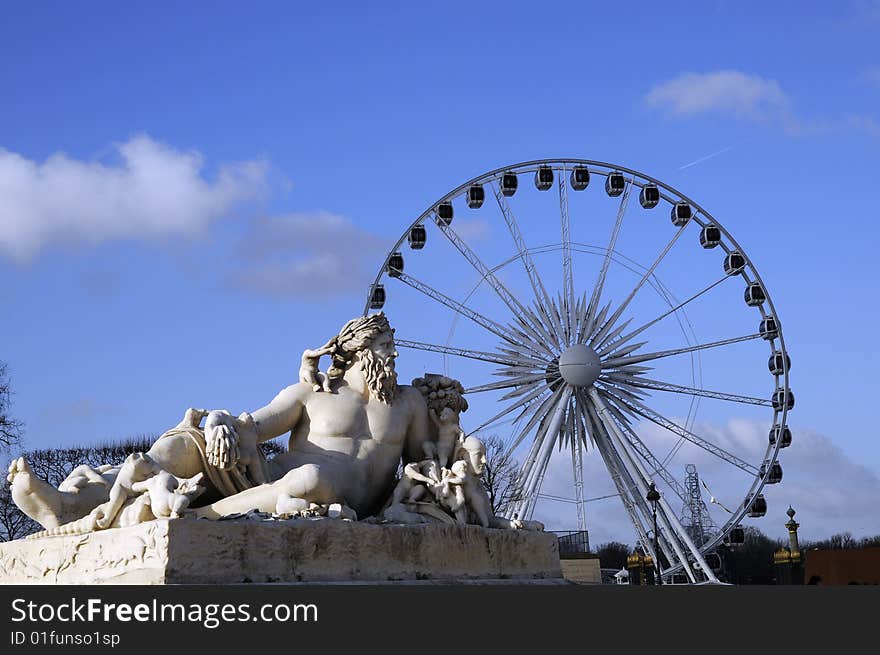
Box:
xmin=363 ymin=159 xmax=792 ymax=583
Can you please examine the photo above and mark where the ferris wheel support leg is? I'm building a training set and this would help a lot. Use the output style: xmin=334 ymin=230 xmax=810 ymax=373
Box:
xmin=588 ymin=412 xmax=657 ymax=564
xmin=571 ymin=420 xmax=586 ymax=533
xmin=514 ymin=387 xmax=572 ymax=520
xmin=599 ymin=395 xmax=690 ymax=504
xmin=591 ymin=396 xmax=701 ymax=584
xmin=603 ymin=435 xmax=697 ymax=583
xmin=590 ymin=389 xmax=720 ymax=584
xmin=585 ymin=400 xmax=682 ymax=576
xmin=524 ymin=403 xmax=576 ymax=521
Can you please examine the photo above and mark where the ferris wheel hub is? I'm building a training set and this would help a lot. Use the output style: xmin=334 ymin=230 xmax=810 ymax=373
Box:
xmin=558 ymin=344 xmax=601 ymax=387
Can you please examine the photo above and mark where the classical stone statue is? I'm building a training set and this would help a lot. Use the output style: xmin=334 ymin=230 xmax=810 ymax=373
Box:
xmin=6 ymin=312 xmax=541 ymax=538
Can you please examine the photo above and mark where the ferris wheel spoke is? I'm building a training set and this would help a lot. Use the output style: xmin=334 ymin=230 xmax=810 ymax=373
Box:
xmin=591 ymin=223 xmax=689 ymax=349
xmin=521 ymin=305 xmax=564 ymax=355
xmin=432 ymin=217 xmax=543 ymax=337
xmin=597 ymin=275 xmax=732 ymax=355
xmin=463 ymin=373 xmax=549 ymax=395
xmin=469 ymin=382 xmax=551 ymax=435
xmin=517 ymin=387 xmax=572 ymax=519
xmin=495 ymin=364 xmax=544 ymax=377
xmin=395 ymin=339 xmax=527 ymax=367
xmin=583 ymin=302 xmax=611 ymax=345
xmin=602 ymin=340 xmax=649 ymax=360
xmin=573 ymin=294 xmax=591 ymax=344
xmin=593 ymin=318 xmax=632 ymax=353
xmin=559 ymin=169 xmax=575 ymax=321
xmin=497 ymin=345 xmax=551 ymax=369
xmin=600 ymin=387 xmax=758 ymax=474
xmin=602 ymin=333 xmax=764 ymax=369
xmin=491 ymin=183 xmax=561 ymax=342
xmin=584 ymin=179 xmax=633 ymax=333
xmin=595 ymin=378 xmax=650 ymax=402
xmin=601 ymin=364 xmax=654 ymax=377
xmin=557 ymin=291 xmax=572 ymax=346
xmin=500 ymin=379 xmax=553 ymax=401
xmin=602 ymin=373 xmax=772 ymax=407
xmin=393 ymin=270 xmax=532 ymax=350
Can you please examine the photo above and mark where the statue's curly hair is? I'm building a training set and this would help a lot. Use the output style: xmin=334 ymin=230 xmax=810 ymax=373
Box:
xmin=326 ymin=312 xmax=394 ymax=380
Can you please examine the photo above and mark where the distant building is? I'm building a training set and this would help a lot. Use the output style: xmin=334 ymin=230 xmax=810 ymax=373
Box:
xmin=805 ymin=547 xmax=880 ymax=585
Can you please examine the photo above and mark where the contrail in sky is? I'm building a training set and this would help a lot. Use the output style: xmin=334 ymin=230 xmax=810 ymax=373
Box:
xmin=678 ymin=143 xmax=741 ymax=171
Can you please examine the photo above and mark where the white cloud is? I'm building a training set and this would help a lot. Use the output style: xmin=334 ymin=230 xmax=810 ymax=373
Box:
xmin=525 ymin=418 xmax=880 ymax=547
xmin=645 ymin=70 xmax=790 ymax=121
xmin=844 ymin=114 xmax=880 ymax=137
xmin=860 ymin=68 xmax=880 ymax=86
xmin=227 ymin=212 xmax=388 ymax=299
xmin=0 ymin=135 xmax=267 ymax=260
xmin=452 ymin=218 xmax=490 ymax=242
xmin=40 ymin=398 xmax=119 ymax=426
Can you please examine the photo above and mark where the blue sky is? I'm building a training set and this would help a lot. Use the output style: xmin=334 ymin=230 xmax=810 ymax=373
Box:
xmin=1 ymin=1 xmax=879 ymax=544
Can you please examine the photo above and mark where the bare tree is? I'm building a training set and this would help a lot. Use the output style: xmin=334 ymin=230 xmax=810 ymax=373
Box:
xmin=479 ymin=434 xmax=524 ymax=517
xmin=595 ymin=541 xmax=632 ymax=570
xmin=801 ymin=532 xmax=878 ymax=551
xmin=0 ymin=480 xmax=39 ymax=541
xmin=1 ymin=434 xmax=157 ymax=541
xmin=23 ymin=434 xmax=156 ymax=487
xmin=0 ymin=361 xmax=24 ymax=452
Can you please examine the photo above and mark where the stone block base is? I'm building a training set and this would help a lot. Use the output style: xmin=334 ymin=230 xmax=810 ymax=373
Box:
xmin=0 ymin=518 xmax=563 ymax=584
xmin=560 ymin=556 xmax=602 ymax=584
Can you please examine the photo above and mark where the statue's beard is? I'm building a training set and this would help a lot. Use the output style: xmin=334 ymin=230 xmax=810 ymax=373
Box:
xmin=360 ymin=349 xmax=398 ymax=404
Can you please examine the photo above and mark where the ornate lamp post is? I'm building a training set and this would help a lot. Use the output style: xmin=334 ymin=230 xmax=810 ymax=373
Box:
xmin=646 ymin=482 xmax=662 ymax=585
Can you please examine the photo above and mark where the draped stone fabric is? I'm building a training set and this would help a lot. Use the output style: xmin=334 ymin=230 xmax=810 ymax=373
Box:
xmin=155 ymin=425 xmax=263 ymax=499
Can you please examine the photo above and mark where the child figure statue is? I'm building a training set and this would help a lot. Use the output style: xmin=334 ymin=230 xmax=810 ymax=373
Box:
xmin=428 ymin=407 xmax=465 ymax=468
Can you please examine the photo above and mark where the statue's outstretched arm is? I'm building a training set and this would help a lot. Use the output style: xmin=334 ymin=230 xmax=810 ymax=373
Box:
xmin=249 ymin=384 xmax=308 ymax=443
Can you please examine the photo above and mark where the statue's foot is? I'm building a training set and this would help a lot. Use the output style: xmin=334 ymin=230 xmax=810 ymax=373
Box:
xmin=7 ymin=457 xmax=65 ymax=529
xmin=275 ymin=496 xmax=310 ymax=516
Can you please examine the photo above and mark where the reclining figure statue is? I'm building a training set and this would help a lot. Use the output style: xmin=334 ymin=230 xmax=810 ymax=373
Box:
xmin=7 ymin=312 xmax=539 ymax=535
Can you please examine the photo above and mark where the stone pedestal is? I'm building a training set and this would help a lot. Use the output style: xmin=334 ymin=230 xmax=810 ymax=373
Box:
xmin=0 ymin=518 xmax=563 ymax=584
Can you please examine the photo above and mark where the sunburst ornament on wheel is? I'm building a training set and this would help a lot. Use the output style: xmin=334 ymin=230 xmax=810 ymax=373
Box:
xmin=363 ymin=159 xmax=792 ymax=583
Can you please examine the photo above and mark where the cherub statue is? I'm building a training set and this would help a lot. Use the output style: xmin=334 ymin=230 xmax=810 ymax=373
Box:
xmin=138 ymin=470 xmax=206 ymax=519
xmin=391 ymin=460 xmax=442 ymax=504
xmin=57 ymin=463 xmax=114 ymax=493
xmin=298 ymin=338 xmax=337 ymax=393
xmin=453 ymin=435 xmax=544 ymax=530
xmin=428 ymin=407 xmax=464 ymax=468
xmin=432 ymin=461 xmax=469 ymax=524
xmin=94 ymin=452 xmax=163 ymax=529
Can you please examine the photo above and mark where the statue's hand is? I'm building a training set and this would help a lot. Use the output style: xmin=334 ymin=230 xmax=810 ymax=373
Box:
xmin=204 ymin=411 xmax=240 ymax=471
